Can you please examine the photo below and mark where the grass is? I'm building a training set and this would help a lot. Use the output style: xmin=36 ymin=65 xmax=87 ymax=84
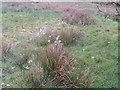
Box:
xmin=1 ymin=2 xmax=118 ymax=88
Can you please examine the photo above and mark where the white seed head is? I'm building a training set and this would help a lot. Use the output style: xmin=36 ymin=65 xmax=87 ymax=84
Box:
xmin=48 ymin=40 xmax=51 ymax=43
xmin=26 ymin=66 xmax=29 ymax=69
xmin=59 ymin=40 xmax=62 ymax=43
xmin=22 ymin=29 xmax=26 ymax=31
xmin=28 ymin=60 xmax=32 ymax=63
xmin=1 ymin=83 xmax=5 ymax=85
xmin=35 ymin=48 xmax=37 ymax=50
xmin=108 ymin=42 xmax=110 ymax=44
xmin=83 ymin=49 xmax=85 ymax=51
xmin=39 ymin=29 xmax=42 ymax=32
xmin=49 ymin=35 xmax=52 ymax=38
xmin=56 ymin=35 xmax=60 ymax=40
xmin=76 ymin=77 xmax=79 ymax=79
xmin=11 ymin=67 xmax=15 ymax=70
xmin=54 ymin=41 xmax=57 ymax=43
xmin=56 ymin=37 xmax=59 ymax=40
xmin=6 ymin=84 xmax=10 ymax=87
xmin=91 ymin=56 xmax=95 ymax=59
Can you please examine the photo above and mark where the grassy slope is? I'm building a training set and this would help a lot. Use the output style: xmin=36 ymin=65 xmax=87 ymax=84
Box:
xmin=1 ymin=3 xmax=118 ymax=88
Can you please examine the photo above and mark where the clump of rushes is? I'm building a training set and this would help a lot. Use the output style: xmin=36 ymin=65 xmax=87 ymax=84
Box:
xmin=33 ymin=26 xmax=84 ymax=46
xmin=59 ymin=29 xmax=84 ymax=45
xmin=9 ymin=39 xmax=93 ymax=88
xmin=35 ymin=40 xmax=66 ymax=74
xmin=35 ymin=41 xmax=81 ymax=88
xmin=33 ymin=26 xmax=59 ymax=46
xmin=33 ymin=41 xmax=94 ymax=88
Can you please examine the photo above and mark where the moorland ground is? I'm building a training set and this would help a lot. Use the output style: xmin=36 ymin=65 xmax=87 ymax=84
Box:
xmin=1 ymin=2 xmax=119 ymax=88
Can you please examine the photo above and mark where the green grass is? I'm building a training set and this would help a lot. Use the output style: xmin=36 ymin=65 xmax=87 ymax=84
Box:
xmin=68 ymin=14 xmax=118 ymax=88
xmin=1 ymin=2 xmax=118 ymax=88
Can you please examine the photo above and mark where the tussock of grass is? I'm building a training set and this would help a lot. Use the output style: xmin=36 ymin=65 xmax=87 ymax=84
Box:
xmin=33 ymin=26 xmax=85 ymax=46
xmin=35 ymin=41 xmax=74 ymax=74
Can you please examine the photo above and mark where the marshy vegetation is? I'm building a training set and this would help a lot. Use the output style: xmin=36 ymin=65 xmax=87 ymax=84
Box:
xmin=1 ymin=2 xmax=119 ymax=88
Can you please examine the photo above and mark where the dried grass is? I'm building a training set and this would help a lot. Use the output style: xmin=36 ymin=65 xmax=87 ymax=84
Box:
xmin=34 ymin=42 xmax=93 ymax=88
xmin=35 ymin=41 xmax=66 ymax=73
xmin=34 ymin=41 xmax=78 ymax=87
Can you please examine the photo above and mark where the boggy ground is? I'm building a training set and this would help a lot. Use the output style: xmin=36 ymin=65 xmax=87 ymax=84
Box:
xmin=1 ymin=2 xmax=119 ymax=88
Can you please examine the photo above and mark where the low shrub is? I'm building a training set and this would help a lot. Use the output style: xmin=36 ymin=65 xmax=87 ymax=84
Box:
xmin=62 ymin=8 xmax=95 ymax=25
